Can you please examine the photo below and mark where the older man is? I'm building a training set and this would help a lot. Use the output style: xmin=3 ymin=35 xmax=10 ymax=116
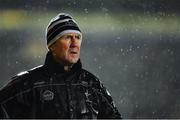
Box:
xmin=0 ymin=13 xmax=121 ymax=119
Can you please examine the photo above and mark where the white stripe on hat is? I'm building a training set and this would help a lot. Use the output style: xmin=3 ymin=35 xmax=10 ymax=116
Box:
xmin=47 ymin=30 xmax=82 ymax=47
xmin=47 ymin=18 xmax=72 ymax=31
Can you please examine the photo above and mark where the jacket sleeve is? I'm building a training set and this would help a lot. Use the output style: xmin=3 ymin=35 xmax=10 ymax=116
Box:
xmin=97 ymin=82 xmax=122 ymax=119
xmin=0 ymin=76 xmax=21 ymax=118
xmin=0 ymin=104 xmax=9 ymax=118
xmin=0 ymin=105 xmax=4 ymax=118
xmin=0 ymin=83 xmax=12 ymax=119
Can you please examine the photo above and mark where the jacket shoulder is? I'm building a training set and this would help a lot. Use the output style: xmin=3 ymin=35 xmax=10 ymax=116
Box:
xmin=81 ymin=69 xmax=99 ymax=81
xmin=0 ymin=65 xmax=44 ymax=103
xmin=80 ymin=69 xmax=113 ymax=99
xmin=80 ymin=69 xmax=103 ymax=88
xmin=0 ymin=72 xmax=28 ymax=103
xmin=6 ymin=65 xmax=44 ymax=87
xmin=10 ymin=65 xmax=43 ymax=79
xmin=0 ymin=70 xmax=29 ymax=92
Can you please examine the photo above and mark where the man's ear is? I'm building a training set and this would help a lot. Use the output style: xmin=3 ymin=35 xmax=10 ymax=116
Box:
xmin=49 ymin=46 xmax=54 ymax=52
xmin=48 ymin=42 xmax=56 ymax=52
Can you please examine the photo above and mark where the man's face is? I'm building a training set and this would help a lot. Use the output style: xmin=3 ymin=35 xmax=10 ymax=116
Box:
xmin=49 ymin=33 xmax=82 ymax=65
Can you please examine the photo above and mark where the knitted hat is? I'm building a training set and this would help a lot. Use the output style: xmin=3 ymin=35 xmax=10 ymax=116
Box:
xmin=46 ymin=13 xmax=82 ymax=47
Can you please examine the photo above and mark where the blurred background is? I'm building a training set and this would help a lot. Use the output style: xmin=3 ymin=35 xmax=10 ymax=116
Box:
xmin=0 ymin=0 xmax=180 ymax=118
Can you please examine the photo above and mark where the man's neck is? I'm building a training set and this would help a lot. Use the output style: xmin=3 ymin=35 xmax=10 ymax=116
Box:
xmin=53 ymin=57 xmax=74 ymax=71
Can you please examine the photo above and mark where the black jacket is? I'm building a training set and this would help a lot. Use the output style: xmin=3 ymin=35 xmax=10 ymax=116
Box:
xmin=0 ymin=52 xmax=121 ymax=119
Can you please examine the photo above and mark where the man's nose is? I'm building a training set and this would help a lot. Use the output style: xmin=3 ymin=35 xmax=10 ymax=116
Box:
xmin=71 ymin=36 xmax=75 ymax=41
xmin=70 ymin=36 xmax=78 ymax=46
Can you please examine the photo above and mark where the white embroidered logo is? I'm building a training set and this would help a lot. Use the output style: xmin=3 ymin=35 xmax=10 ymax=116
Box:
xmin=42 ymin=90 xmax=54 ymax=101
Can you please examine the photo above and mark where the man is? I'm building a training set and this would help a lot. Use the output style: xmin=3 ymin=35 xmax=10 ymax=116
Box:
xmin=0 ymin=13 xmax=121 ymax=119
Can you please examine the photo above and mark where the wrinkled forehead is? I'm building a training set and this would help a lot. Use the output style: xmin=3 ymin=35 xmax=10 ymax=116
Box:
xmin=62 ymin=32 xmax=81 ymax=36
xmin=58 ymin=30 xmax=82 ymax=39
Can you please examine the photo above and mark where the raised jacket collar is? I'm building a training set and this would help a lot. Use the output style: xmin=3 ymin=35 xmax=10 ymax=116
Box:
xmin=44 ymin=51 xmax=82 ymax=75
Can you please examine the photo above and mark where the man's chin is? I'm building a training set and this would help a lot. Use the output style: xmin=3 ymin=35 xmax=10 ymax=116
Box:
xmin=70 ymin=59 xmax=79 ymax=64
xmin=66 ymin=58 xmax=79 ymax=65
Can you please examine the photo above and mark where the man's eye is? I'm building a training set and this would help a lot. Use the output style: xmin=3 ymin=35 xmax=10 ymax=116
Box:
xmin=62 ymin=35 xmax=81 ymax=40
xmin=75 ymin=35 xmax=80 ymax=40
xmin=64 ymin=35 xmax=71 ymax=39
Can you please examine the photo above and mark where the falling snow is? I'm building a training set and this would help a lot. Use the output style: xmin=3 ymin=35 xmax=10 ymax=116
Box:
xmin=0 ymin=0 xmax=180 ymax=118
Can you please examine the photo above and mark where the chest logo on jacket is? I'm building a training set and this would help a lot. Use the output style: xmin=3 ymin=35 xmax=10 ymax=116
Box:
xmin=42 ymin=90 xmax=54 ymax=101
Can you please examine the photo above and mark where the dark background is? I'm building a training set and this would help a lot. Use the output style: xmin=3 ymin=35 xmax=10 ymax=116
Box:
xmin=0 ymin=0 xmax=180 ymax=118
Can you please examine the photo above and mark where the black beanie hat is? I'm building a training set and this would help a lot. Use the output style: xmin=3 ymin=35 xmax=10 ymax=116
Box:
xmin=46 ymin=13 xmax=82 ymax=47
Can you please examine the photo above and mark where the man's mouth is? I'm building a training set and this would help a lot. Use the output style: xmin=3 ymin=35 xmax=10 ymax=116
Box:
xmin=69 ymin=48 xmax=79 ymax=54
xmin=69 ymin=50 xmax=78 ymax=54
xmin=70 ymin=51 xmax=77 ymax=54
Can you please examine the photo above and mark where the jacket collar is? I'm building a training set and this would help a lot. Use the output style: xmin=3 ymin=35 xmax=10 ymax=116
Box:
xmin=44 ymin=51 xmax=82 ymax=75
